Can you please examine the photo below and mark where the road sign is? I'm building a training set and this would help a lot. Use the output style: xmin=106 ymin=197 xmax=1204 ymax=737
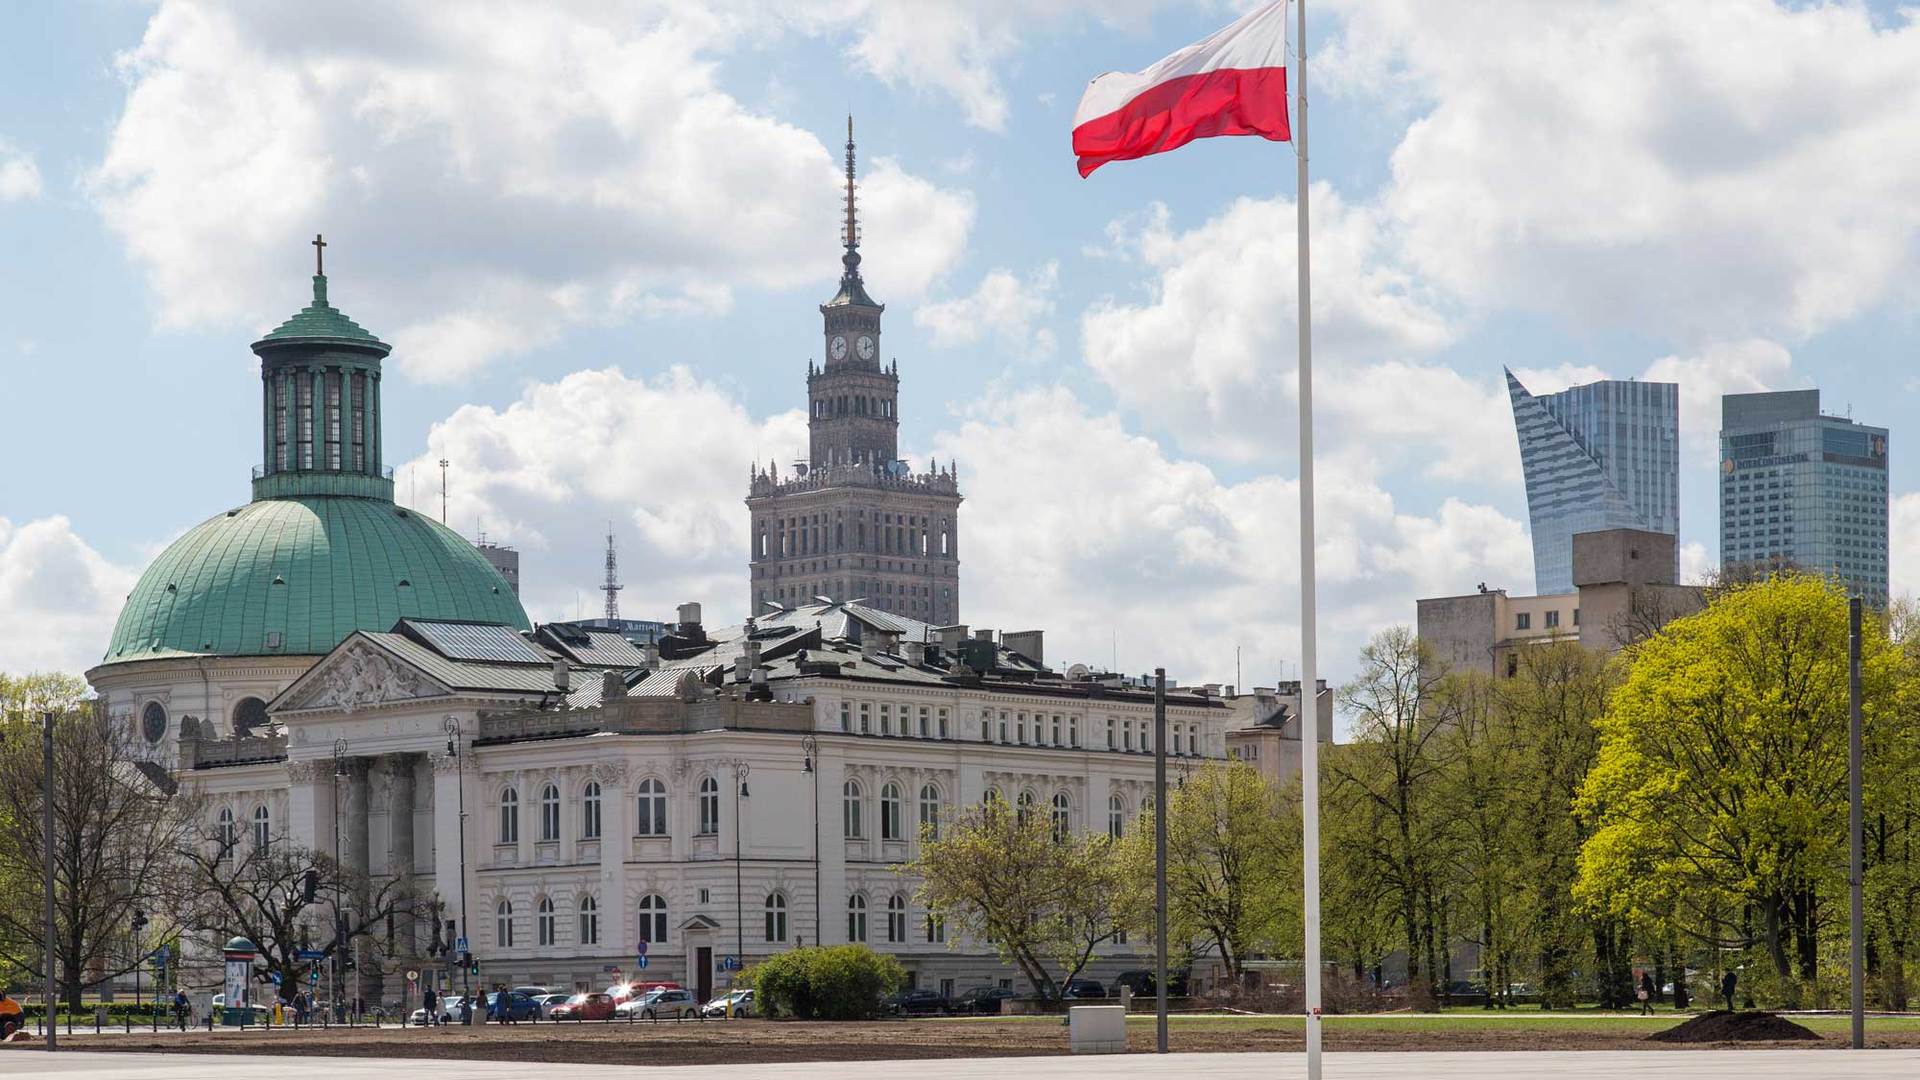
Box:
xmin=720 ymin=956 xmax=740 ymax=972
xmin=157 ymin=944 xmax=170 ymax=962
xmin=636 ymin=955 xmax=648 ymax=970
xmin=636 ymin=940 xmax=648 ymax=956
xmin=455 ymin=936 xmax=468 ymax=954
xmin=406 ymin=969 xmax=419 ymax=983
xmin=296 ymin=949 xmax=325 ymax=961
xmin=269 ymin=971 xmax=282 ymax=985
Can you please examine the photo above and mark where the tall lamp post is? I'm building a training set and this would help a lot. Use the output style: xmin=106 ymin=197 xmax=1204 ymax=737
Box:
xmin=443 ymin=715 xmax=471 ymax=1018
xmin=43 ymin=710 xmax=56 ymax=1052
xmin=799 ymin=735 xmax=820 ymax=949
xmin=331 ymin=739 xmax=347 ymax=1020
xmin=732 ymin=761 xmax=752 ymax=970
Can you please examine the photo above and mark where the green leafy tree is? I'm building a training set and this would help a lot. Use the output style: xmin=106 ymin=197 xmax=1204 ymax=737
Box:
xmin=910 ymin=799 xmax=1125 ymax=1000
xmin=1575 ymin=573 xmax=1898 ymax=1003
xmin=741 ymin=944 xmax=904 ymax=1020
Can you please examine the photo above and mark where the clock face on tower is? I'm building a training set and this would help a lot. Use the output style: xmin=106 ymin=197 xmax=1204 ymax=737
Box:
xmin=829 ymin=335 xmax=848 ymax=361
xmin=856 ymin=335 xmax=875 ymax=361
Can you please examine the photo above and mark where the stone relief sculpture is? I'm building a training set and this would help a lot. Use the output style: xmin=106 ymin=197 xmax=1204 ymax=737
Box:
xmin=298 ymin=645 xmax=445 ymax=712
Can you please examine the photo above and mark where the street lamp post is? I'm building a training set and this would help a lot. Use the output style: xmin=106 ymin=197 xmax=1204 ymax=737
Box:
xmin=332 ymin=738 xmax=347 ymax=1022
xmin=443 ymin=716 xmax=471 ymax=1020
xmin=800 ymin=735 xmax=820 ymax=949
xmin=43 ymin=710 xmax=56 ymax=1052
xmin=732 ymin=761 xmax=751 ymax=970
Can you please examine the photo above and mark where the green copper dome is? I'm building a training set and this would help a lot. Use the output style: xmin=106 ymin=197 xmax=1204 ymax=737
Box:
xmin=104 ymin=497 xmax=528 ymax=663
xmin=254 ymin=275 xmax=389 ymax=352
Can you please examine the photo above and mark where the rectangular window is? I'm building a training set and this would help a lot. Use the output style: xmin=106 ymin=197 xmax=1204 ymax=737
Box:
xmin=1515 ymin=612 xmax=1531 ymax=630
xmin=272 ymin=371 xmax=288 ymax=470
xmin=296 ymin=374 xmax=313 ymax=469
xmin=840 ymin=702 xmax=852 ymax=733
xmin=1124 ymin=719 xmax=1135 ymax=751
xmin=1016 ymin=713 xmax=1027 ymax=744
xmin=998 ymin=711 xmax=1008 ymax=743
xmin=1069 ymin=715 xmax=1079 ymax=747
xmin=859 ymin=703 xmax=871 ymax=735
xmin=1544 ymin=609 xmax=1560 ymax=628
xmin=1572 ymin=608 xmax=1581 ymax=626
xmin=880 ymin=703 xmax=892 ymax=736
xmin=1051 ymin=714 xmax=1062 ymax=745
xmin=918 ymin=706 xmax=930 ymax=739
xmin=324 ymin=371 xmax=342 ymax=469
xmin=350 ymin=372 xmax=365 ymax=471
xmin=937 ymin=708 xmax=949 ymax=740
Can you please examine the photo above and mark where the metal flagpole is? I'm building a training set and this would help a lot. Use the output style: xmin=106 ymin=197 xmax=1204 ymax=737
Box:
xmin=1849 ymin=597 xmax=1864 ymax=1049
xmin=1293 ymin=1 xmax=1323 ymax=1077
xmin=1153 ymin=669 xmax=1169 ymax=1054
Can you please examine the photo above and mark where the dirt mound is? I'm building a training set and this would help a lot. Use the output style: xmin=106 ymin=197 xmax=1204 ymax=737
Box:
xmin=1648 ymin=1010 xmax=1821 ymax=1043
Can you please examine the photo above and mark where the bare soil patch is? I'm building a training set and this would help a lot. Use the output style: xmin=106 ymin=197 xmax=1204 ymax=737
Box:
xmin=1648 ymin=1011 xmax=1821 ymax=1044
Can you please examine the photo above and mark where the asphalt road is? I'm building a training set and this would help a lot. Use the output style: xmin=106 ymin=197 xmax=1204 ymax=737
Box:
xmin=10 ymin=1050 xmax=1920 ymax=1079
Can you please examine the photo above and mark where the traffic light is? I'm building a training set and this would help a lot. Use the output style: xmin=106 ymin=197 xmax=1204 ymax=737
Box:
xmin=467 ymin=956 xmax=479 ymax=977
xmin=302 ymin=869 xmax=318 ymax=902
xmin=131 ymin=909 xmax=148 ymax=935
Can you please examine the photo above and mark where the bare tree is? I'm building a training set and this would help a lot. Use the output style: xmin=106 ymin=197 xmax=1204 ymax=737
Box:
xmin=0 ymin=701 xmax=194 ymax=1009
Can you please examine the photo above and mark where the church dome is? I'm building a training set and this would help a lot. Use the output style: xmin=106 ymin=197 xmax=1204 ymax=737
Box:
xmin=104 ymin=496 xmax=528 ymax=663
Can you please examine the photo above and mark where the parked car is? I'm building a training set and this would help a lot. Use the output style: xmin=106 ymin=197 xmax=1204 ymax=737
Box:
xmin=1113 ymin=970 xmax=1191 ymax=997
xmin=485 ymin=991 xmax=542 ymax=1021
xmin=533 ymin=992 xmax=572 ymax=1017
xmin=512 ymin=985 xmax=552 ymax=999
xmin=1062 ymin=979 xmax=1107 ymax=999
xmin=549 ymin=992 xmax=616 ymax=1021
xmin=699 ymin=989 xmax=755 ymax=1018
xmin=631 ymin=987 xmax=701 ymax=1020
xmin=951 ymin=986 xmax=1017 ymax=1015
xmin=209 ymin=994 xmax=272 ymax=1022
xmin=886 ymin=988 xmax=949 ymax=1016
xmin=409 ymin=995 xmax=468 ymax=1026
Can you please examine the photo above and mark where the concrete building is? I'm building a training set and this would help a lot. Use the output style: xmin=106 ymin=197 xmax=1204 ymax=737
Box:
xmin=746 ymin=122 xmax=961 ymax=624
xmin=1720 ymin=389 xmax=1889 ymax=606
xmin=1506 ymin=370 xmax=1679 ymax=594
xmin=475 ymin=536 xmax=520 ymax=597
xmin=1224 ymin=680 xmax=1334 ymax=786
xmin=1417 ymin=528 xmax=1704 ymax=678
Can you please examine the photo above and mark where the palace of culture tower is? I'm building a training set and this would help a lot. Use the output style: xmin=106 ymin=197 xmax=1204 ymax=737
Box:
xmin=747 ymin=121 xmax=962 ymax=624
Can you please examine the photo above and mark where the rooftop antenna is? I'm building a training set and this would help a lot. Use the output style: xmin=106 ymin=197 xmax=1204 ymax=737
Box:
xmin=438 ymin=458 xmax=449 ymax=524
xmin=601 ymin=525 xmax=623 ymax=621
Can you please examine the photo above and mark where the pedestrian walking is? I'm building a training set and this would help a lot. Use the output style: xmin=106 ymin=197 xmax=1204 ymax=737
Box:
xmin=422 ymin=986 xmax=437 ymax=1027
xmin=1721 ymin=969 xmax=1738 ymax=1013
xmin=1639 ymin=971 xmax=1656 ymax=1016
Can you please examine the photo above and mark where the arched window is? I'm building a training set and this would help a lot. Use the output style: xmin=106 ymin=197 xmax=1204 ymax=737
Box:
xmin=918 ymin=784 xmax=941 ymax=840
xmin=499 ymin=787 xmax=520 ymax=844
xmin=843 ymin=780 xmax=864 ymax=839
xmin=251 ymin=804 xmax=271 ymax=850
xmin=216 ymin=807 xmax=235 ymax=860
xmin=582 ymin=781 xmax=602 ymax=840
xmin=1051 ymin=793 xmax=1071 ymax=841
xmin=496 ymin=899 xmax=514 ymax=948
xmin=636 ymin=778 xmax=666 ymax=836
xmin=537 ymin=896 xmax=556 ymax=946
xmin=1108 ymin=794 xmax=1126 ymax=839
xmin=539 ymin=783 xmax=561 ymax=842
xmin=765 ymin=893 xmax=788 ymax=942
xmin=1016 ymin=790 xmax=1035 ymax=827
xmin=578 ymin=895 xmax=599 ymax=945
xmin=880 ymin=782 xmax=902 ymax=841
xmin=847 ymin=893 xmax=868 ymax=942
xmin=639 ymin=894 xmax=667 ymax=944
xmin=698 ymin=776 xmax=720 ymax=836
xmin=886 ymin=894 xmax=907 ymax=944
xmin=231 ymin=697 xmax=269 ymax=737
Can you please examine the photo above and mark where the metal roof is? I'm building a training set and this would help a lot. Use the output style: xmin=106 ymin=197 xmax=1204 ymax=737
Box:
xmin=403 ymin=619 xmax=547 ymax=665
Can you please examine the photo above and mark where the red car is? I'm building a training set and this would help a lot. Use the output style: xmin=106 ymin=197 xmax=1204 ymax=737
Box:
xmin=549 ymin=992 xmax=615 ymax=1021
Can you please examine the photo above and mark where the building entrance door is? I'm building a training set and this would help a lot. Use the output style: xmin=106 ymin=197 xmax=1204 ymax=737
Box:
xmin=695 ymin=946 xmax=713 ymax=1003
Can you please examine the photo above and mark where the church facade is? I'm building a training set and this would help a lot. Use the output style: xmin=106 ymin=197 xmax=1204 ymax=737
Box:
xmin=747 ymin=122 xmax=962 ymax=625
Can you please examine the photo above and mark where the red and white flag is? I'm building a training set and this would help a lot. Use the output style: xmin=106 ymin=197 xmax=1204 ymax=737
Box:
xmin=1072 ymin=2 xmax=1291 ymax=177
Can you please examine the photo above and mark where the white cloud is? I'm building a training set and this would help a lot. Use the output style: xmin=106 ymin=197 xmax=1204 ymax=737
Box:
xmin=393 ymin=365 xmax=805 ymax=625
xmin=1642 ymin=338 xmax=1797 ymax=451
xmin=1327 ymin=0 xmax=1920 ymax=340
xmin=1079 ymin=186 xmax=1457 ymax=466
xmin=0 ymin=517 xmax=137 ymax=676
xmin=88 ymin=1 xmax=974 ymax=382
xmin=0 ymin=139 xmax=41 ymax=202
xmin=915 ymin=261 xmax=1058 ymax=359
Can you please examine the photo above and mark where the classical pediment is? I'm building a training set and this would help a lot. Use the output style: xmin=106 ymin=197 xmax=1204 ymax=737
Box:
xmin=280 ymin=639 xmax=450 ymax=713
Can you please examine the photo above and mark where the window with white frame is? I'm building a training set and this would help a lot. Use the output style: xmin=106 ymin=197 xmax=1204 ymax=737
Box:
xmin=1016 ymin=790 xmax=1035 ymax=826
xmin=1052 ymin=714 xmax=1063 ymax=745
xmin=924 ymin=913 xmax=945 ymax=943
xmin=216 ymin=807 xmax=235 ymax=860
xmin=886 ymin=894 xmax=907 ymax=943
xmin=1108 ymin=794 xmax=1125 ymax=838
xmin=251 ymin=804 xmax=271 ymax=850
xmin=1106 ymin=717 xmax=1116 ymax=749
xmin=980 ymin=713 xmax=991 ymax=741
xmin=847 ymin=893 xmax=868 ymax=942
xmin=636 ymin=778 xmax=666 ymax=836
xmin=859 ymin=703 xmax=871 ymax=734
xmin=880 ymin=703 xmax=892 ymax=736
xmin=639 ymin=894 xmax=667 ymax=943
xmin=499 ymin=787 xmax=520 ymax=844
xmin=698 ymin=776 xmax=720 ymax=835
xmin=537 ymin=896 xmax=556 ymax=946
xmin=844 ymin=779 xmax=864 ymax=838
xmin=938 ymin=708 xmax=949 ymax=739
xmin=539 ymin=783 xmax=561 ymax=841
xmin=765 ymin=893 xmax=788 ymax=942
xmin=840 ymin=702 xmax=852 ymax=732
xmin=1069 ymin=715 xmax=1079 ymax=747
xmin=880 ymin=782 xmax=902 ymax=841
xmin=1051 ymin=792 xmax=1071 ymax=841
xmin=1123 ymin=719 xmax=1135 ymax=751
xmin=496 ymin=899 xmax=514 ymax=947
xmin=579 ymin=895 xmax=599 ymax=945
xmin=918 ymin=784 xmax=940 ymax=839
xmin=1016 ymin=712 xmax=1027 ymax=744
xmin=918 ymin=706 xmax=930 ymax=738
xmin=582 ymin=781 xmax=602 ymax=840
xmin=998 ymin=711 xmax=1009 ymax=743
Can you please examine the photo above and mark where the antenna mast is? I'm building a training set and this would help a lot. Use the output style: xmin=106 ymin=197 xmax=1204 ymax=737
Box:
xmin=601 ymin=525 xmax=623 ymax=621
xmin=438 ymin=458 xmax=449 ymax=524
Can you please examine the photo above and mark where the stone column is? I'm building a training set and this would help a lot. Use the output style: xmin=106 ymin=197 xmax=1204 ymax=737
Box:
xmin=285 ymin=760 xmax=336 ymax=857
xmin=595 ymin=763 xmax=629 ymax=964
xmin=343 ymin=757 xmax=375 ymax=1006
xmin=388 ymin=754 xmax=419 ymax=958
xmin=818 ymin=748 xmax=847 ymax=946
xmin=430 ymin=752 xmax=469 ymax=963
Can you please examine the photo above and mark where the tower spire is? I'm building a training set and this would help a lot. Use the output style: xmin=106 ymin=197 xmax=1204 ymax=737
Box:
xmin=841 ymin=115 xmax=863 ymax=281
xmin=601 ymin=525 xmax=623 ymax=621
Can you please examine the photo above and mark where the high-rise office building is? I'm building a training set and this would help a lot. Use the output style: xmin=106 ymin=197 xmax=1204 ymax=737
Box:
xmin=1719 ymin=390 xmax=1888 ymax=606
xmin=1506 ymin=369 xmax=1680 ymax=594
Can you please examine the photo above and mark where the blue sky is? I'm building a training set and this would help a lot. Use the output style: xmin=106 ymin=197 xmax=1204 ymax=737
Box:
xmin=4 ymin=0 xmax=1919 ymax=684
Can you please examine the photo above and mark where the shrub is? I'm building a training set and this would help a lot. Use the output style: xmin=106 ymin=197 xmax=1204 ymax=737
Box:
xmin=743 ymin=945 xmax=905 ymax=1020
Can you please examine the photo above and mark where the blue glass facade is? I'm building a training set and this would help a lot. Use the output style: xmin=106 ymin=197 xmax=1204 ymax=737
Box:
xmin=1506 ymin=370 xmax=1680 ymax=594
xmin=1719 ymin=390 xmax=1888 ymax=606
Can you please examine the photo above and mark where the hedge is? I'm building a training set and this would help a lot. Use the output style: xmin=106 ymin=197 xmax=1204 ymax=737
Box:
xmin=742 ymin=944 xmax=905 ymax=1020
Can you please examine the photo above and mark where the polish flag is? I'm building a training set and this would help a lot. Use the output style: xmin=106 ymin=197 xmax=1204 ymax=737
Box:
xmin=1072 ymin=2 xmax=1291 ymax=177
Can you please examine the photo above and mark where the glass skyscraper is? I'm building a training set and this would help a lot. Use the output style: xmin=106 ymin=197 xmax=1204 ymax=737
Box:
xmin=1719 ymin=390 xmax=1888 ymax=606
xmin=1506 ymin=369 xmax=1680 ymax=594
